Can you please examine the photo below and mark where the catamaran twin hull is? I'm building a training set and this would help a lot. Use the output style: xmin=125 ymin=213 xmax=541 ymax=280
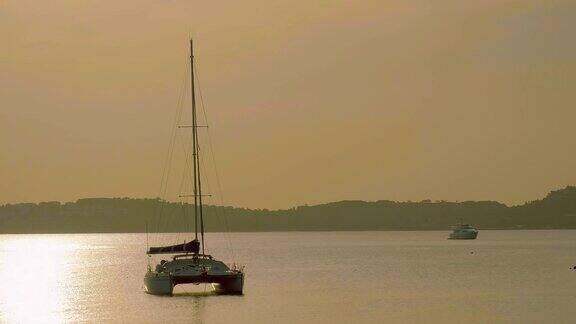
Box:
xmin=144 ymin=255 xmax=244 ymax=295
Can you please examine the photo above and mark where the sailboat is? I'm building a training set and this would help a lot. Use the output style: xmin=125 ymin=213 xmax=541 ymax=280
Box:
xmin=144 ymin=40 xmax=245 ymax=295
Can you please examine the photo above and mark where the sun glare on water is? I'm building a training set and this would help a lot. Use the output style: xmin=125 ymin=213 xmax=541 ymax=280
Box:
xmin=0 ymin=236 xmax=84 ymax=323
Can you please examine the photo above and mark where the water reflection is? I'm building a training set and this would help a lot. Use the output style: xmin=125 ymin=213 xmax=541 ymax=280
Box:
xmin=172 ymin=291 xmax=216 ymax=297
xmin=169 ymin=288 xmax=216 ymax=324
xmin=0 ymin=235 xmax=81 ymax=323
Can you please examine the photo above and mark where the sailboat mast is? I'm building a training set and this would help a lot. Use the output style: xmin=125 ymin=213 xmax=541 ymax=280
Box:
xmin=190 ymin=39 xmax=199 ymax=242
xmin=190 ymin=38 xmax=206 ymax=254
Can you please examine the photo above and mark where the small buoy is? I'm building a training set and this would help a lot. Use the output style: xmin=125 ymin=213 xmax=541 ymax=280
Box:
xmin=470 ymin=251 xmax=474 ymax=254
xmin=572 ymin=265 xmax=576 ymax=270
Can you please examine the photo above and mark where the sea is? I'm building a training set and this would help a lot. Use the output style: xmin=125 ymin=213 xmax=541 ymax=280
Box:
xmin=0 ymin=230 xmax=574 ymax=323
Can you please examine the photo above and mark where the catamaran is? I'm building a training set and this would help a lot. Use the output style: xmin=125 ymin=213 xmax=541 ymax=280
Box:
xmin=144 ymin=40 xmax=244 ymax=295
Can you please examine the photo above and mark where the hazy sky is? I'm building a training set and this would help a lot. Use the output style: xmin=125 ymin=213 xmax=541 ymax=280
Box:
xmin=1 ymin=0 xmax=575 ymax=209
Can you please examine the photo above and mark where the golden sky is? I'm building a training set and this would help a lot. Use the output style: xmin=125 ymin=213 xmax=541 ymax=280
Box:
xmin=1 ymin=0 xmax=575 ymax=208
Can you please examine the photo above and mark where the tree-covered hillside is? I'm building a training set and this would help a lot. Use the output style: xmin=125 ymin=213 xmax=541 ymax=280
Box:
xmin=0 ymin=186 xmax=575 ymax=233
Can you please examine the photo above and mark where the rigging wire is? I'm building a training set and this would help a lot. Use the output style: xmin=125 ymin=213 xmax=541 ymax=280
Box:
xmin=168 ymin=131 xmax=193 ymax=244
xmin=198 ymin=144 xmax=213 ymax=254
xmin=163 ymin=74 xmax=197 ymax=246
xmin=152 ymin=58 xmax=189 ymax=248
xmin=193 ymin=60 xmax=237 ymax=263
xmin=149 ymin=51 xmax=237 ymax=263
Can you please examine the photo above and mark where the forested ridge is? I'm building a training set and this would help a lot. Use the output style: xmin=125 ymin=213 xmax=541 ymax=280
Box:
xmin=1 ymin=186 xmax=575 ymax=233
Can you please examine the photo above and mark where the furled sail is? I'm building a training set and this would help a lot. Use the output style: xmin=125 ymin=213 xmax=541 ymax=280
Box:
xmin=147 ymin=239 xmax=200 ymax=255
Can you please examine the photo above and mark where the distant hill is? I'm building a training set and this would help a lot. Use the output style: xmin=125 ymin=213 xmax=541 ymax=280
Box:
xmin=1 ymin=186 xmax=575 ymax=233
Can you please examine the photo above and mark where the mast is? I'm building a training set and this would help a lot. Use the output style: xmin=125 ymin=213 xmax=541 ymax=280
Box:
xmin=190 ymin=39 xmax=205 ymax=253
xmin=190 ymin=39 xmax=199 ymax=243
xmin=146 ymin=40 xmax=207 ymax=256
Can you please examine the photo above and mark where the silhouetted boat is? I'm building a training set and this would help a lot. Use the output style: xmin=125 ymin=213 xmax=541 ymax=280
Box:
xmin=448 ymin=223 xmax=478 ymax=240
xmin=144 ymin=40 xmax=244 ymax=295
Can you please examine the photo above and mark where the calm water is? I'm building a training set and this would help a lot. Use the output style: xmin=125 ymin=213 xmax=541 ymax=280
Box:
xmin=0 ymin=230 xmax=575 ymax=323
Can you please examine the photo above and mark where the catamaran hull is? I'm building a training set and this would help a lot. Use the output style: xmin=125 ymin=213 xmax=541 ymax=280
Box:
xmin=213 ymin=273 xmax=244 ymax=295
xmin=144 ymin=272 xmax=174 ymax=295
xmin=144 ymin=271 xmax=244 ymax=296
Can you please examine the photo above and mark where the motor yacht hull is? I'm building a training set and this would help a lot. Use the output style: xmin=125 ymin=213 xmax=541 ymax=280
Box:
xmin=448 ymin=223 xmax=478 ymax=240
xmin=448 ymin=232 xmax=478 ymax=240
